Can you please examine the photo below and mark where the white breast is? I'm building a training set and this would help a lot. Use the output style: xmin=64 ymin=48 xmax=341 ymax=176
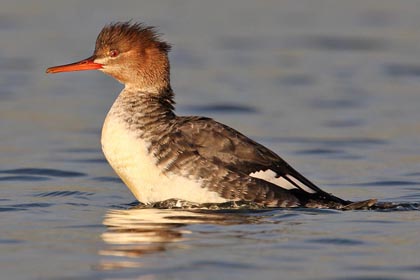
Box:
xmin=101 ymin=112 xmax=227 ymax=204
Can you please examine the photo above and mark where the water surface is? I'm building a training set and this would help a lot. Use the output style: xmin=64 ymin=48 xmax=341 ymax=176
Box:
xmin=1 ymin=1 xmax=420 ymax=279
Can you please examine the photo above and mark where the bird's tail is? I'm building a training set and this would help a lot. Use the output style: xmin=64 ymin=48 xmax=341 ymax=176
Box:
xmin=290 ymin=189 xmax=377 ymax=210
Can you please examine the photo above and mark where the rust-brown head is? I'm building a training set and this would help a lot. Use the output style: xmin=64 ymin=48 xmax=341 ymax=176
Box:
xmin=46 ymin=22 xmax=172 ymax=93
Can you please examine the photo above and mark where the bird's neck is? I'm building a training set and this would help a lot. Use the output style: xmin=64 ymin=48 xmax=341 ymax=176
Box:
xmin=122 ymin=50 xmax=171 ymax=94
xmin=109 ymin=87 xmax=176 ymax=138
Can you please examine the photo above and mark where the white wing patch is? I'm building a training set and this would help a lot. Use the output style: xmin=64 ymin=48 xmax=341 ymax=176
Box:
xmin=249 ymin=169 xmax=316 ymax=193
xmin=249 ymin=169 xmax=297 ymax=190
xmin=286 ymin=175 xmax=316 ymax=193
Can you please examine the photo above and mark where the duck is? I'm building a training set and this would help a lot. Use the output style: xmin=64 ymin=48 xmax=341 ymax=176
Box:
xmin=47 ymin=22 xmax=376 ymax=209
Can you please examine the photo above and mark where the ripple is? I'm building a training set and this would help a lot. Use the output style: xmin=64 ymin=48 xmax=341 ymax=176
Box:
xmin=34 ymin=191 xmax=94 ymax=197
xmin=0 ymin=168 xmax=86 ymax=177
xmin=348 ymin=219 xmax=400 ymax=224
xmin=309 ymin=98 xmax=362 ymax=109
xmin=0 ymin=207 xmax=25 ymax=212
xmin=349 ymin=264 xmax=420 ymax=274
xmin=324 ymin=119 xmax=364 ymax=128
xmin=354 ymin=180 xmax=419 ymax=187
xmin=0 ymin=203 xmax=52 ymax=212
xmin=293 ymin=148 xmax=361 ymax=159
xmin=0 ymin=175 xmax=50 ymax=182
xmin=92 ymin=176 xmax=123 ymax=183
xmin=183 ymin=103 xmax=258 ymax=114
xmin=294 ymin=148 xmax=342 ymax=155
xmin=191 ymin=260 xmax=260 ymax=270
xmin=65 ymin=202 xmax=89 ymax=207
xmin=9 ymin=203 xmax=53 ymax=209
xmin=0 ymin=239 xmax=23 ymax=244
xmin=307 ymin=238 xmax=365 ymax=246
xmin=262 ymin=136 xmax=387 ymax=147
xmin=59 ymin=224 xmax=103 ymax=229
xmin=274 ymin=74 xmax=316 ymax=86
xmin=109 ymin=201 xmax=139 ymax=209
xmin=67 ymin=158 xmax=107 ymax=163
xmin=374 ymin=202 xmax=419 ymax=211
xmin=59 ymin=148 xmax=98 ymax=153
xmin=298 ymin=35 xmax=386 ymax=51
xmin=395 ymin=193 xmax=420 ymax=200
xmin=402 ymin=265 xmax=420 ymax=272
xmin=332 ymin=277 xmax=402 ymax=280
xmin=399 ymin=187 xmax=420 ymax=191
xmin=385 ymin=63 xmax=420 ymax=78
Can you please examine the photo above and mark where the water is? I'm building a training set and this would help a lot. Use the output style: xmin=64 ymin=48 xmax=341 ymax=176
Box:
xmin=1 ymin=1 xmax=420 ymax=279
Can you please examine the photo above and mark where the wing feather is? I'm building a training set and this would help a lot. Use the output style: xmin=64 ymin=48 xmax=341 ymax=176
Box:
xmin=174 ymin=116 xmax=325 ymax=195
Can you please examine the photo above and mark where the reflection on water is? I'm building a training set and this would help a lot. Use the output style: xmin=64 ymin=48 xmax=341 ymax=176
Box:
xmin=99 ymin=201 xmax=419 ymax=271
xmin=99 ymin=207 xmax=258 ymax=270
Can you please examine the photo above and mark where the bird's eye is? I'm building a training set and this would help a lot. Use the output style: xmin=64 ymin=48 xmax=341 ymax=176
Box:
xmin=109 ymin=49 xmax=119 ymax=58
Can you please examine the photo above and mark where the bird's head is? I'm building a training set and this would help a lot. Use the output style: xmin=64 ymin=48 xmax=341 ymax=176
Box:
xmin=47 ymin=22 xmax=171 ymax=93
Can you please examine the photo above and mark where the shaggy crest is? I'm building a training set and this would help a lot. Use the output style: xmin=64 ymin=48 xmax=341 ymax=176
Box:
xmin=95 ymin=21 xmax=171 ymax=53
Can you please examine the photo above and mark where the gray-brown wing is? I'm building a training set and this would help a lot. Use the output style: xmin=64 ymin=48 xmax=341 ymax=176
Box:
xmin=174 ymin=116 xmax=333 ymax=196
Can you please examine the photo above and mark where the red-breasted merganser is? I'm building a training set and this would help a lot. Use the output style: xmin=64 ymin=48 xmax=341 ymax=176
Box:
xmin=46 ymin=22 xmax=373 ymax=209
